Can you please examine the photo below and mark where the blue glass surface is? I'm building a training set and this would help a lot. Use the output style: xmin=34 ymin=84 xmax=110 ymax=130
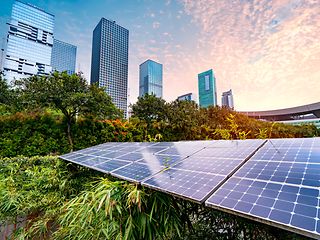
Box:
xmin=139 ymin=60 xmax=163 ymax=98
xmin=206 ymin=176 xmax=320 ymax=236
xmin=172 ymin=156 xmax=242 ymax=175
xmin=111 ymin=162 xmax=162 ymax=182
xmin=142 ymin=168 xmax=225 ymax=203
xmin=96 ymin=160 xmax=130 ymax=173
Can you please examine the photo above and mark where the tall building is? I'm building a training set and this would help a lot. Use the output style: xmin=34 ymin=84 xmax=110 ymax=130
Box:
xmin=198 ymin=69 xmax=217 ymax=108
xmin=0 ymin=37 xmax=5 ymax=72
xmin=90 ymin=18 xmax=129 ymax=117
xmin=221 ymin=89 xmax=234 ymax=109
xmin=3 ymin=0 xmax=54 ymax=82
xmin=139 ymin=59 xmax=163 ymax=98
xmin=177 ymin=93 xmax=196 ymax=102
xmin=51 ymin=39 xmax=77 ymax=75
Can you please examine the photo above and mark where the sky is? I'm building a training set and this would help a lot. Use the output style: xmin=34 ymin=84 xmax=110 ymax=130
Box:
xmin=0 ymin=0 xmax=319 ymax=111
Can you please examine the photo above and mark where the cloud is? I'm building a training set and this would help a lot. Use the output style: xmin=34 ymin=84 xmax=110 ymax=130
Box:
xmin=178 ymin=0 xmax=320 ymax=110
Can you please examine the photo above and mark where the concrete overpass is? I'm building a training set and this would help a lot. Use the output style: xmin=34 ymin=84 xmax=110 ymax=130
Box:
xmin=240 ymin=102 xmax=320 ymax=121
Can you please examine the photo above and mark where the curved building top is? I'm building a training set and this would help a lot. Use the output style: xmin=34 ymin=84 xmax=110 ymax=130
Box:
xmin=240 ymin=102 xmax=320 ymax=121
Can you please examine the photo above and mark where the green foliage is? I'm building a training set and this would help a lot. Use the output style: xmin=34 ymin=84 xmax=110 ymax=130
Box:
xmin=0 ymin=112 xmax=69 ymax=157
xmin=0 ymin=73 xmax=18 ymax=115
xmin=55 ymin=179 xmax=183 ymax=240
xmin=131 ymin=93 xmax=168 ymax=125
xmin=14 ymin=72 xmax=121 ymax=149
xmin=0 ymin=156 xmax=107 ymax=239
xmin=0 ymin=112 xmax=140 ymax=158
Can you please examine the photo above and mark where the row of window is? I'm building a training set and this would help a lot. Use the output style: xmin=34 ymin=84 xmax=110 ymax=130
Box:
xmin=13 ymin=3 xmax=54 ymax=33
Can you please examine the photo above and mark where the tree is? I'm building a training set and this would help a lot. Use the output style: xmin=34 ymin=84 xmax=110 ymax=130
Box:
xmin=130 ymin=93 xmax=168 ymax=125
xmin=14 ymin=71 xmax=121 ymax=150
xmin=0 ymin=73 xmax=18 ymax=115
xmin=166 ymin=100 xmax=201 ymax=140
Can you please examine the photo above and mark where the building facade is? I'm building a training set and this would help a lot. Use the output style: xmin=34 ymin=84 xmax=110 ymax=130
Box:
xmin=91 ymin=18 xmax=129 ymax=117
xmin=221 ymin=89 xmax=234 ymax=109
xmin=139 ymin=59 xmax=163 ymax=98
xmin=3 ymin=0 xmax=54 ymax=83
xmin=198 ymin=69 xmax=217 ymax=108
xmin=51 ymin=39 xmax=77 ymax=75
xmin=177 ymin=93 xmax=196 ymax=102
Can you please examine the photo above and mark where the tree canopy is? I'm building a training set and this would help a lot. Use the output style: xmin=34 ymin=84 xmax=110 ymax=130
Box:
xmin=14 ymin=71 xmax=121 ymax=149
xmin=130 ymin=93 xmax=168 ymax=124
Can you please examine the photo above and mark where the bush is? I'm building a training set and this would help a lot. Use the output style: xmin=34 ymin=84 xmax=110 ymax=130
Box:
xmin=0 ymin=112 xmax=142 ymax=158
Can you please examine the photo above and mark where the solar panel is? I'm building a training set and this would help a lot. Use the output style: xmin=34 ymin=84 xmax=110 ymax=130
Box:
xmin=172 ymin=156 xmax=243 ymax=175
xmin=111 ymin=162 xmax=163 ymax=182
xmin=206 ymin=139 xmax=265 ymax=148
xmin=206 ymin=138 xmax=320 ymax=239
xmin=141 ymin=140 xmax=265 ymax=203
xmin=60 ymin=138 xmax=320 ymax=238
xmin=142 ymin=168 xmax=226 ymax=203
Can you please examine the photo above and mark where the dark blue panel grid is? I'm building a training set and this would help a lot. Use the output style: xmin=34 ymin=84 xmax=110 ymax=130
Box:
xmin=138 ymin=153 xmax=185 ymax=167
xmin=142 ymin=168 xmax=225 ymax=203
xmin=138 ymin=146 xmax=170 ymax=154
xmin=111 ymin=162 xmax=163 ymax=183
xmin=206 ymin=177 xmax=320 ymax=237
xmin=172 ymin=156 xmax=243 ymax=175
xmin=235 ymin=160 xmax=320 ymax=187
xmin=251 ymin=146 xmax=320 ymax=163
xmin=193 ymin=147 xmax=257 ymax=159
xmin=206 ymin=139 xmax=265 ymax=149
xmin=60 ymin=153 xmax=96 ymax=163
xmin=264 ymin=138 xmax=320 ymax=148
xmin=94 ymin=159 xmax=131 ymax=173
xmin=155 ymin=141 xmax=209 ymax=157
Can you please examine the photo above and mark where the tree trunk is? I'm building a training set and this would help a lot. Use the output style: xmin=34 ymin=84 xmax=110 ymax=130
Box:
xmin=67 ymin=118 xmax=73 ymax=151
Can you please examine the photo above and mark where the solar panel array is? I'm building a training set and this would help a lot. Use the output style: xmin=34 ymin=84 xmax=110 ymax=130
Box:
xmin=60 ymin=138 xmax=320 ymax=239
xmin=206 ymin=138 xmax=320 ymax=239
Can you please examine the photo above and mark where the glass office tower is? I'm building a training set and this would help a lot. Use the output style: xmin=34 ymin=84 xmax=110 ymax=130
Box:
xmin=198 ymin=69 xmax=217 ymax=108
xmin=3 ymin=0 xmax=54 ymax=83
xmin=91 ymin=18 xmax=129 ymax=117
xmin=139 ymin=59 xmax=163 ymax=98
xmin=222 ymin=89 xmax=234 ymax=109
xmin=51 ymin=39 xmax=77 ymax=75
xmin=177 ymin=93 xmax=195 ymax=102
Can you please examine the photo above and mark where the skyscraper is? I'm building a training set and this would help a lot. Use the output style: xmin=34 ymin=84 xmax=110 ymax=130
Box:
xmin=139 ymin=59 xmax=163 ymax=98
xmin=198 ymin=69 xmax=217 ymax=108
xmin=3 ymin=0 xmax=54 ymax=82
xmin=177 ymin=93 xmax=196 ymax=102
xmin=221 ymin=89 xmax=234 ymax=109
xmin=90 ymin=18 xmax=129 ymax=117
xmin=51 ymin=39 xmax=77 ymax=75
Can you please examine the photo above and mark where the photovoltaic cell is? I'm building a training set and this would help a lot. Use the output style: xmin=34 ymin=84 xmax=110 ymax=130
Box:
xmin=206 ymin=177 xmax=320 ymax=236
xmin=111 ymin=162 xmax=163 ymax=182
xmin=193 ymin=147 xmax=257 ymax=159
xmin=234 ymin=160 xmax=320 ymax=187
xmin=206 ymin=138 xmax=320 ymax=239
xmin=138 ymin=154 xmax=185 ymax=167
xmin=172 ymin=156 xmax=243 ymax=175
xmin=95 ymin=160 xmax=131 ymax=172
xmin=142 ymin=168 xmax=225 ymax=203
xmin=206 ymin=139 xmax=265 ymax=148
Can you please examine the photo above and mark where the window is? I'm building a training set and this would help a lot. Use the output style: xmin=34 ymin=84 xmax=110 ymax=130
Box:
xmin=205 ymin=75 xmax=210 ymax=91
